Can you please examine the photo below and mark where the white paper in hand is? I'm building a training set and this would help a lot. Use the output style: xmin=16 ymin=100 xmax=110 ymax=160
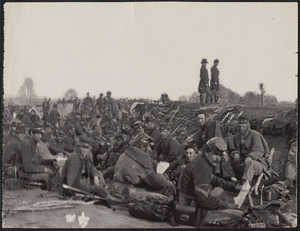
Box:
xmin=157 ymin=161 xmax=170 ymax=174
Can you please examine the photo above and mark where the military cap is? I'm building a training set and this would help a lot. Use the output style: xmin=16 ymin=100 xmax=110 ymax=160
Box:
xmin=56 ymin=129 xmax=65 ymax=136
xmin=130 ymin=133 xmax=154 ymax=148
xmin=115 ymin=133 xmax=124 ymax=140
xmin=159 ymin=122 xmax=170 ymax=131
xmin=10 ymin=119 xmax=21 ymax=126
xmin=144 ymin=114 xmax=155 ymax=123
xmin=44 ymin=122 xmax=53 ymax=128
xmin=201 ymin=58 xmax=208 ymax=64
xmin=238 ymin=113 xmax=250 ymax=124
xmin=30 ymin=123 xmax=45 ymax=134
xmin=78 ymin=135 xmax=92 ymax=147
xmin=130 ymin=120 xmax=143 ymax=128
xmin=195 ymin=110 xmax=206 ymax=116
xmin=184 ymin=144 xmax=198 ymax=151
xmin=67 ymin=123 xmax=75 ymax=128
xmin=206 ymin=137 xmax=227 ymax=155
xmin=175 ymin=128 xmax=186 ymax=136
xmin=214 ymin=59 xmax=219 ymax=64
xmin=15 ymin=125 xmax=27 ymax=134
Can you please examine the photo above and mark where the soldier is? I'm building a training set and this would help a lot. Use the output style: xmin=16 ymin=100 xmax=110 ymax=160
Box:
xmin=29 ymin=109 xmax=41 ymax=124
xmin=224 ymin=114 xmax=270 ymax=184
xmin=83 ymin=92 xmax=93 ymax=106
xmin=3 ymin=119 xmax=21 ymax=146
xmin=198 ymin=58 xmax=210 ymax=106
xmin=18 ymin=123 xmax=61 ymax=192
xmin=156 ymin=122 xmax=181 ymax=163
xmin=49 ymin=104 xmax=61 ymax=127
xmin=210 ymin=59 xmax=220 ymax=104
xmin=61 ymin=135 xmax=108 ymax=197
xmin=179 ymin=137 xmax=240 ymax=227
xmin=96 ymin=93 xmax=104 ymax=110
xmin=4 ymin=125 xmax=27 ymax=165
xmin=144 ymin=114 xmax=162 ymax=161
xmin=114 ymin=133 xmax=176 ymax=198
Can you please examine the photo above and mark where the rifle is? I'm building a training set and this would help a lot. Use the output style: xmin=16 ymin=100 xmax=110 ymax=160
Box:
xmin=257 ymin=156 xmax=279 ymax=177
xmin=62 ymin=184 xmax=110 ymax=208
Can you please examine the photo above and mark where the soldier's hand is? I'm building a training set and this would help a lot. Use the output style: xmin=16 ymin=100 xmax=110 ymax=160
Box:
xmin=233 ymin=154 xmax=241 ymax=165
xmin=228 ymin=203 xmax=239 ymax=209
xmin=94 ymin=176 xmax=100 ymax=186
xmin=245 ymin=157 xmax=252 ymax=163
xmin=222 ymin=153 xmax=229 ymax=162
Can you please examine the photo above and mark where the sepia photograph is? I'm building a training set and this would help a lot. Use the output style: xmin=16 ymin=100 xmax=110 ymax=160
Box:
xmin=2 ymin=2 xmax=298 ymax=228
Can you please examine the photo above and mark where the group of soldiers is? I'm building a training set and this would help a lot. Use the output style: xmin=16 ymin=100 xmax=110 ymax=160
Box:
xmin=3 ymin=89 xmax=297 ymax=227
xmin=198 ymin=58 xmax=220 ymax=106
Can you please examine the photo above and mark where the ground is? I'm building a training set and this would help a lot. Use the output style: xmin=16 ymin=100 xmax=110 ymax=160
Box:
xmin=2 ymin=188 xmax=191 ymax=228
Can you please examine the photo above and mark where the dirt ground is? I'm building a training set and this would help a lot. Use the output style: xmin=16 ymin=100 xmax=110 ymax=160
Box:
xmin=2 ymin=188 xmax=191 ymax=228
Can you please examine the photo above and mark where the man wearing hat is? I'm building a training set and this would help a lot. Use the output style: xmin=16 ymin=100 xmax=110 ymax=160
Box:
xmin=101 ymin=133 xmax=129 ymax=180
xmin=61 ymin=135 xmax=108 ymax=197
xmin=198 ymin=58 xmax=210 ymax=106
xmin=83 ymin=92 xmax=93 ymax=106
xmin=179 ymin=137 xmax=241 ymax=227
xmin=144 ymin=115 xmax=162 ymax=159
xmin=49 ymin=104 xmax=61 ymax=127
xmin=114 ymin=132 xmax=175 ymax=198
xmin=156 ymin=122 xmax=181 ymax=163
xmin=3 ymin=119 xmax=22 ymax=146
xmin=224 ymin=113 xmax=270 ymax=185
xmin=18 ymin=123 xmax=61 ymax=192
xmin=167 ymin=144 xmax=198 ymax=185
xmin=4 ymin=125 xmax=27 ymax=165
xmin=48 ymin=129 xmax=74 ymax=157
xmin=210 ymin=59 xmax=220 ymax=104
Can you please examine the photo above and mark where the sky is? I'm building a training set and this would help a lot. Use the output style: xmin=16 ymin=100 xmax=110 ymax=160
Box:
xmin=3 ymin=2 xmax=298 ymax=101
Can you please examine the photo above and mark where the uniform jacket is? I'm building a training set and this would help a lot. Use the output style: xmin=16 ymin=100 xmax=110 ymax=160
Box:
xmin=49 ymin=110 xmax=60 ymax=126
xmin=210 ymin=65 xmax=220 ymax=90
xmin=157 ymin=134 xmax=181 ymax=162
xmin=146 ymin=127 xmax=162 ymax=159
xmin=227 ymin=129 xmax=269 ymax=160
xmin=19 ymin=136 xmax=54 ymax=173
xmin=180 ymin=154 xmax=236 ymax=210
xmin=114 ymin=146 xmax=168 ymax=191
xmin=4 ymin=135 xmax=21 ymax=165
xmin=198 ymin=66 xmax=209 ymax=93
xmin=61 ymin=149 xmax=99 ymax=189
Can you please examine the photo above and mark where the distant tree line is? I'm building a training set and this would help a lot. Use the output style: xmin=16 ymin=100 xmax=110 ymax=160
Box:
xmin=178 ymin=84 xmax=292 ymax=106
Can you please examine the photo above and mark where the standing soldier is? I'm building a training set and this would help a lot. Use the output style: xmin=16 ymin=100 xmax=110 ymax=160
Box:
xmin=210 ymin=59 xmax=220 ymax=104
xmin=198 ymin=58 xmax=210 ymax=106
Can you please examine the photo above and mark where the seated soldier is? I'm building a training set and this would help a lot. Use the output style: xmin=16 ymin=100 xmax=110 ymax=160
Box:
xmin=18 ymin=123 xmax=61 ymax=192
xmin=29 ymin=109 xmax=41 ymax=124
xmin=114 ymin=133 xmax=176 ymax=198
xmin=48 ymin=129 xmax=73 ymax=157
xmin=222 ymin=113 xmax=271 ymax=186
xmin=61 ymin=135 xmax=108 ymax=197
xmin=3 ymin=119 xmax=21 ymax=146
xmin=4 ymin=125 xmax=27 ymax=166
xmin=102 ymin=133 xmax=129 ymax=180
xmin=175 ymin=128 xmax=188 ymax=156
xmin=167 ymin=144 xmax=198 ymax=185
xmin=179 ymin=137 xmax=240 ymax=227
xmin=144 ymin=115 xmax=162 ymax=160
xmin=156 ymin=122 xmax=181 ymax=163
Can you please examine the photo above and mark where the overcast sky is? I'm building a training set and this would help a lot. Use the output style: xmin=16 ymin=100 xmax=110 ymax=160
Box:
xmin=4 ymin=2 xmax=298 ymax=101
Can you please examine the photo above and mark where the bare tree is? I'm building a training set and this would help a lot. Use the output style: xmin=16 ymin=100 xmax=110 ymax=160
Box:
xmin=64 ymin=88 xmax=78 ymax=101
xmin=259 ymin=83 xmax=265 ymax=106
xmin=17 ymin=77 xmax=36 ymax=106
